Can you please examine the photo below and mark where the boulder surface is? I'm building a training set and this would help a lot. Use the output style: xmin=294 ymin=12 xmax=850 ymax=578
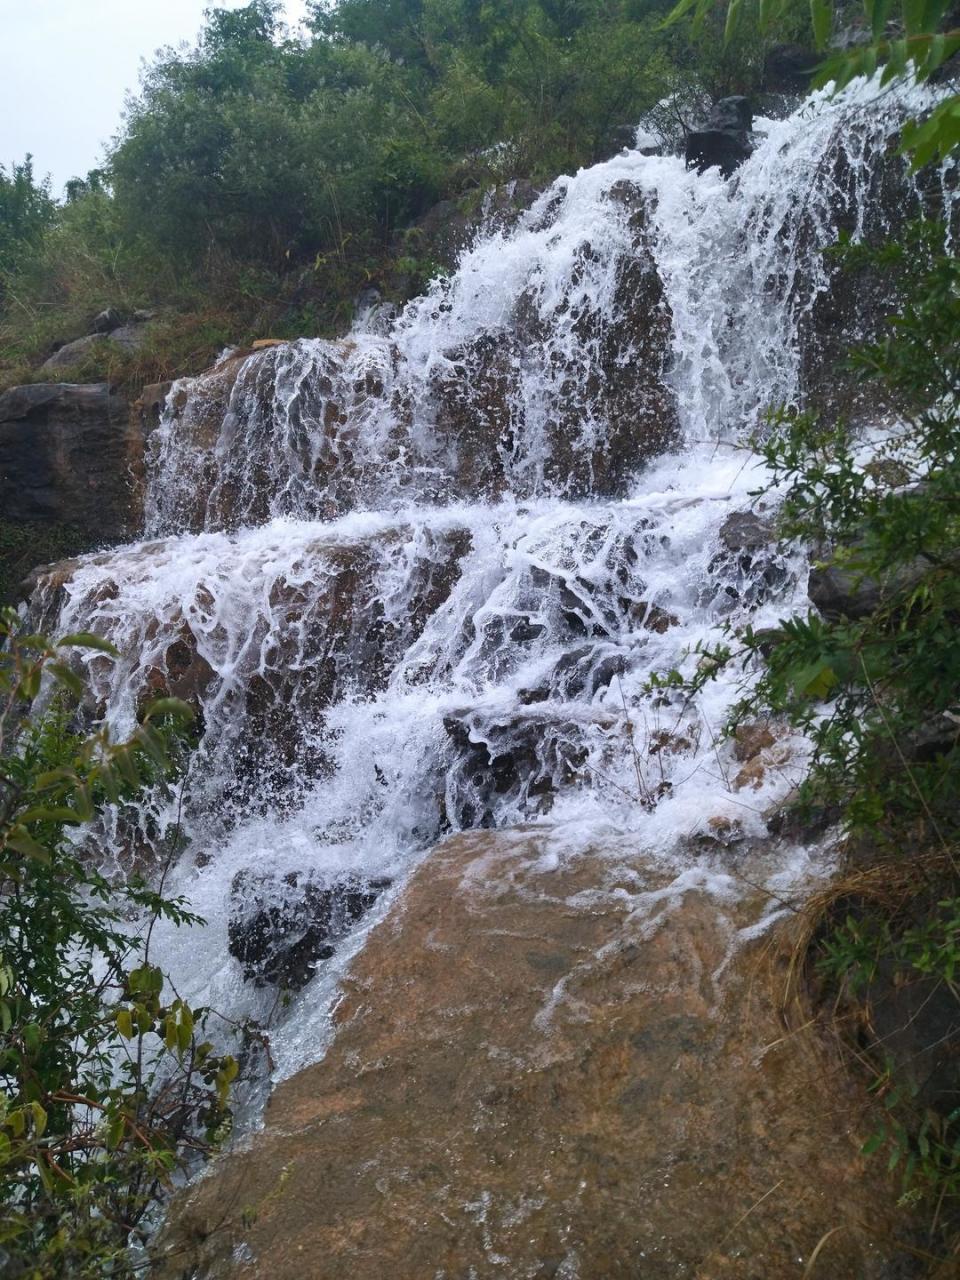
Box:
xmin=159 ymin=829 xmax=918 ymax=1280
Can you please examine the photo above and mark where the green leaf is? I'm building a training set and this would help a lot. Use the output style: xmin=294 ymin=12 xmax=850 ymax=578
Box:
xmin=724 ymin=0 xmax=744 ymax=43
xmin=142 ymin=696 xmax=195 ymax=725
xmin=56 ymin=632 xmax=119 ymax=656
xmin=29 ymin=1101 xmax=46 ymax=1138
xmin=18 ymin=667 xmax=40 ymax=701
xmin=866 ymin=0 xmax=893 ymax=38
xmin=46 ymin=661 xmax=85 ymax=698
xmin=660 ymin=0 xmax=713 ymax=31
xmin=4 ymin=827 xmax=51 ymax=864
xmin=757 ymin=0 xmax=793 ymax=32
xmin=106 ymin=1112 xmax=126 ymax=1150
xmin=811 ymin=0 xmax=834 ymax=48
xmin=17 ymin=805 xmax=82 ymax=826
xmin=903 ymin=0 xmax=928 ymax=35
xmin=177 ymin=1004 xmax=194 ymax=1054
xmin=880 ymin=38 xmax=908 ymax=83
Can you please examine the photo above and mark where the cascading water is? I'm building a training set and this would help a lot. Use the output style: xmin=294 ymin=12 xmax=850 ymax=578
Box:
xmin=29 ymin=80 xmax=959 ymax=1084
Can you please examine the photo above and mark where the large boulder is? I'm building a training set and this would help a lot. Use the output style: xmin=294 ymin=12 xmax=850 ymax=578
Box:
xmin=158 ymin=829 xmax=921 ymax=1279
xmin=39 ymin=320 xmax=150 ymax=375
xmin=38 ymin=333 xmax=106 ymax=375
xmin=807 ymin=538 xmax=960 ymax=621
xmin=0 ymin=382 xmax=144 ymax=600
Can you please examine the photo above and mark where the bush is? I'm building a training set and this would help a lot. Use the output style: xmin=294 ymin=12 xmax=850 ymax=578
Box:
xmin=0 ymin=609 xmax=237 ymax=1277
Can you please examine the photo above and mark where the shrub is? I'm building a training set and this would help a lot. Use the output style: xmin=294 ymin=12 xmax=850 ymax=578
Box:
xmin=0 ymin=609 xmax=236 ymax=1277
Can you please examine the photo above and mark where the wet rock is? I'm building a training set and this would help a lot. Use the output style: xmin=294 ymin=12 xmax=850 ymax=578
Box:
xmin=699 ymin=814 xmax=745 ymax=846
xmin=160 ymin=829 xmax=919 ymax=1279
xmin=228 ymin=870 xmax=391 ymax=989
xmin=427 ymin=184 xmax=680 ymax=501
xmin=406 ymin=180 xmax=544 ymax=273
xmin=136 ymin=381 xmax=172 ymax=436
xmin=719 ymin=509 xmax=776 ymax=553
xmin=704 ymin=508 xmax=789 ymax=613
xmin=733 ymin=757 xmax=767 ymax=791
xmin=443 ymin=711 xmax=598 ymax=825
xmin=25 ymin=521 xmax=473 ymax=819
xmin=905 ymin=711 xmax=960 ymax=764
xmin=686 ymin=97 xmax=755 ymax=177
xmin=806 ymin=548 xmax=955 ymax=621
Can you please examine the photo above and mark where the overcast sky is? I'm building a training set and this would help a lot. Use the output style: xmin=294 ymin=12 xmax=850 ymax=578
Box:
xmin=1 ymin=1 xmax=309 ymax=195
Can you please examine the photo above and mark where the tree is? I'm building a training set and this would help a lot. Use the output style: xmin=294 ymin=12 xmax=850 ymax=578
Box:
xmin=0 ymin=158 xmax=55 ymax=280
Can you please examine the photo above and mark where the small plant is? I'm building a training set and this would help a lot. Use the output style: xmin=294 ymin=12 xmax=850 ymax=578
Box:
xmin=0 ymin=606 xmax=236 ymax=1277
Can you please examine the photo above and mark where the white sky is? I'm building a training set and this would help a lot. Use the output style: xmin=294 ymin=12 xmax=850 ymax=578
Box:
xmin=0 ymin=1 xmax=310 ymax=195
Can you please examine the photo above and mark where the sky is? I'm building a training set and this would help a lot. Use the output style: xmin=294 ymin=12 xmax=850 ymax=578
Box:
xmin=0 ymin=0 xmax=310 ymax=195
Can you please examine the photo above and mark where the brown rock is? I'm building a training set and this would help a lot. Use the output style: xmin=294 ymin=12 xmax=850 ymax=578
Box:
xmin=734 ymin=757 xmax=767 ymax=790
xmin=734 ymin=720 xmax=777 ymax=762
xmin=703 ymin=814 xmax=745 ymax=845
xmin=158 ymin=830 xmax=916 ymax=1280
xmin=136 ymin=381 xmax=172 ymax=436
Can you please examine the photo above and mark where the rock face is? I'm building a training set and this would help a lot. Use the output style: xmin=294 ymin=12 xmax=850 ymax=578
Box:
xmin=159 ymin=830 xmax=918 ymax=1280
xmin=0 ymin=383 xmax=145 ymax=599
xmin=686 ymin=96 xmax=754 ymax=177
xmin=39 ymin=319 xmax=150 ymax=375
xmin=38 ymin=333 xmax=107 ymax=375
xmin=145 ymin=184 xmax=679 ymax=536
xmin=25 ymin=519 xmax=475 ymax=818
xmin=407 ymin=179 xmax=544 ymax=273
xmin=807 ymin=537 xmax=960 ymax=621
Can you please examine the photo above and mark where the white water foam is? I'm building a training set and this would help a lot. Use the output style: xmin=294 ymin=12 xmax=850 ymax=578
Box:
xmin=31 ymin=79 xmax=958 ymax=1082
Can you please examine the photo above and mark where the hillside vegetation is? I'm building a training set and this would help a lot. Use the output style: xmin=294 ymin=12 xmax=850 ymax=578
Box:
xmin=0 ymin=0 xmax=810 ymax=393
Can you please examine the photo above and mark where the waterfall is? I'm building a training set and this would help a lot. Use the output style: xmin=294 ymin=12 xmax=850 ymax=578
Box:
xmin=28 ymin=80 xmax=958 ymax=1083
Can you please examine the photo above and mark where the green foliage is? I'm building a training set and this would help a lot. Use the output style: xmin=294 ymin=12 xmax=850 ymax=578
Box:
xmin=814 ymin=881 xmax=960 ymax=1218
xmin=0 ymin=0 xmax=780 ymax=389
xmin=0 ymin=159 xmax=55 ymax=283
xmin=0 ymin=522 xmax=86 ymax=609
xmin=0 ymin=609 xmax=236 ymax=1276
